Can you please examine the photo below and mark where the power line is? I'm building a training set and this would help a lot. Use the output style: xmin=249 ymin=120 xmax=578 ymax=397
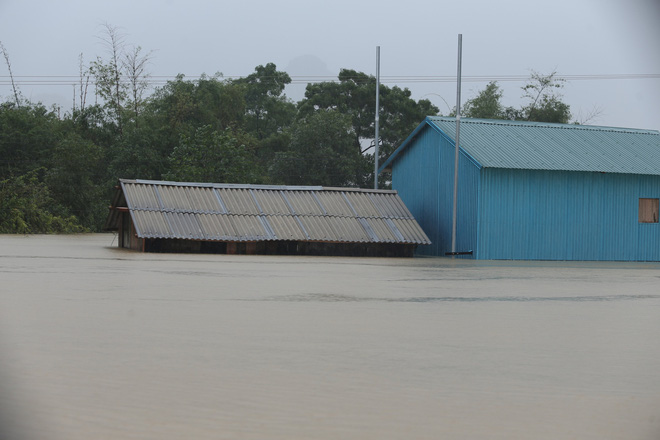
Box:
xmin=1 ymin=73 xmax=659 ymax=87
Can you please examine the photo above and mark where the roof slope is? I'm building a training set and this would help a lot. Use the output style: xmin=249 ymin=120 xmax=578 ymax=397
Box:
xmin=382 ymin=117 xmax=660 ymax=175
xmin=105 ymin=179 xmax=431 ymax=245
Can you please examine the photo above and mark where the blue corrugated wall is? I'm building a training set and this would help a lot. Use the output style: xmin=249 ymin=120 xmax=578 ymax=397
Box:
xmin=391 ymin=123 xmax=660 ymax=261
xmin=392 ymin=125 xmax=480 ymax=257
xmin=479 ymin=168 xmax=660 ymax=261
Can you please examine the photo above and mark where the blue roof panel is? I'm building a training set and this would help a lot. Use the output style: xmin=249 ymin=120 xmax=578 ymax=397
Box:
xmin=383 ymin=117 xmax=660 ymax=176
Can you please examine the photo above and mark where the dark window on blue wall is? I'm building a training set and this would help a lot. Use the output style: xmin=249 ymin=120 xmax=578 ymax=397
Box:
xmin=639 ymin=198 xmax=659 ymax=223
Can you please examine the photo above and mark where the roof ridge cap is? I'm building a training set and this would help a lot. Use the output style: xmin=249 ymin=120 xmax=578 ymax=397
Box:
xmin=428 ymin=116 xmax=659 ymax=135
xmin=123 ymin=179 xmax=399 ymax=193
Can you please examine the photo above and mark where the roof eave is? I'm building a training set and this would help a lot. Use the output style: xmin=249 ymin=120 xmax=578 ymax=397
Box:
xmin=379 ymin=117 xmax=435 ymax=174
xmin=379 ymin=117 xmax=487 ymax=173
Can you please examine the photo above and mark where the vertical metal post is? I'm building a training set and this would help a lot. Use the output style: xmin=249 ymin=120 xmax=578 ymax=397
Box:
xmin=374 ymin=46 xmax=380 ymax=190
xmin=451 ymin=34 xmax=462 ymax=255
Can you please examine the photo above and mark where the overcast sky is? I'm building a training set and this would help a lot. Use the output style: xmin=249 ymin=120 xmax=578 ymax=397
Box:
xmin=1 ymin=0 xmax=659 ymax=130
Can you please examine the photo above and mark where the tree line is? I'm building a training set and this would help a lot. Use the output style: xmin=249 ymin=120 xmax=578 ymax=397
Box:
xmin=0 ymin=29 xmax=573 ymax=233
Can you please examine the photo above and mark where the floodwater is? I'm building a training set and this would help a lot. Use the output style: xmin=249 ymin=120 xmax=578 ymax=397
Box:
xmin=1 ymin=234 xmax=659 ymax=440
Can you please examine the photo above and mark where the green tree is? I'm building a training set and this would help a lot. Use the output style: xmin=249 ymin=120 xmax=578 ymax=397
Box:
xmin=148 ymin=74 xmax=196 ymax=130
xmin=0 ymin=170 xmax=85 ymax=234
xmin=298 ymin=69 xmax=438 ymax=187
xmin=45 ymin=133 xmax=106 ymax=229
xmin=461 ymin=72 xmax=572 ymax=124
xmin=231 ymin=64 xmax=297 ymax=174
xmin=232 ymin=63 xmax=296 ymax=140
xmin=520 ymin=71 xmax=571 ymax=123
xmin=90 ymin=23 xmax=128 ymax=135
xmin=0 ymin=102 xmax=59 ymax=179
xmin=69 ymin=104 xmax=120 ymax=151
xmin=299 ymin=69 xmax=375 ymax=155
xmin=463 ymin=81 xmax=504 ymax=119
xmin=164 ymin=125 xmax=258 ymax=184
xmin=269 ymin=110 xmax=364 ymax=187
xmin=146 ymin=74 xmax=247 ymax=134
xmin=89 ymin=24 xmax=154 ymax=135
xmin=107 ymin=122 xmax=170 ymax=181
xmin=125 ymin=74 xmax=251 ymax=181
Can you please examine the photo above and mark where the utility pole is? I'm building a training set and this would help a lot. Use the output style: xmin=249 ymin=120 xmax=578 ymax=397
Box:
xmin=451 ymin=34 xmax=463 ymax=255
xmin=374 ymin=46 xmax=381 ymax=190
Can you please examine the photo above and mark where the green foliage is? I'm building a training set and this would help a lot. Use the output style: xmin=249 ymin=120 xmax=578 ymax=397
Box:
xmin=195 ymin=75 xmax=246 ymax=130
xmin=0 ymin=42 xmax=582 ymax=234
xmin=231 ymin=64 xmax=297 ymax=175
xmin=0 ymin=170 xmax=86 ymax=234
xmin=45 ymin=133 xmax=106 ymax=230
xmin=164 ymin=125 xmax=259 ymax=184
xmin=88 ymin=24 xmax=153 ymax=135
xmin=299 ymin=69 xmax=439 ymax=187
xmin=232 ymin=63 xmax=296 ymax=140
xmin=269 ymin=110 xmax=365 ymax=187
xmin=107 ymin=120 xmax=169 ymax=181
xmin=0 ymin=102 xmax=60 ymax=178
xmin=378 ymin=84 xmax=439 ymax=159
xmin=523 ymin=94 xmax=571 ymax=123
xmin=101 ymin=74 xmax=251 ymax=183
xmin=520 ymin=71 xmax=571 ymax=123
xmin=90 ymin=56 xmax=127 ymax=127
xmin=256 ymin=131 xmax=292 ymax=176
xmin=69 ymin=104 xmax=121 ymax=147
xmin=462 ymin=72 xmax=571 ymax=124
xmin=299 ymin=69 xmax=376 ymax=152
xmin=463 ymin=82 xmax=504 ymax=119
xmin=150 ymin=73 xmax=246 ymax=131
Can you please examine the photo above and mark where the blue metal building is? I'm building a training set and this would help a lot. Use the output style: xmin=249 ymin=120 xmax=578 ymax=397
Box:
xmin=380 ymin=117 xmax=660 ymax=261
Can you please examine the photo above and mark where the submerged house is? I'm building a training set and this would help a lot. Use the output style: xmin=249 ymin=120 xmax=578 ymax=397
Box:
xmin=380 ymin=117 xmax=660 ymax=261
xmin=104 ymin=179 xmax=430 ymax=256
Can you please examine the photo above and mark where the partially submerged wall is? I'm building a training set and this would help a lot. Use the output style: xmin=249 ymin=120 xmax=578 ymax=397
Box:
xmin=142 ymin=238 xmax=416 ymax=257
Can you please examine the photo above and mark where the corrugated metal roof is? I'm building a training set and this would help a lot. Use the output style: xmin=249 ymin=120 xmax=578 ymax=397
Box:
xmin=218 ymin=188 xmax=259 ymax=215
xmin=252 ymin=190 xmax=290 ymax=215
xmin=124 ymin=183 xmax=160 ymax=210
xmin=382 ymin=117 xmax=660 ymax=176
xmin=285 ymin=191 xmax=325 ymax=215
xmin=266 ymin=215 xmax=307 ymax=241
xmin=197 ymin=213 xmax=236 ymax=240
xmin=314 ymin=191 xmax=353 ymax=216
xmin=110 ymin=180 xmax=431 ymax=245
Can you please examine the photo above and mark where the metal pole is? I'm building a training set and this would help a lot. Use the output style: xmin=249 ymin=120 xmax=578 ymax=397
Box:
xmin=374 ymin=46 xmax=380 ymax=190
xmin=451 ymin=34 xmax=462 ymax=254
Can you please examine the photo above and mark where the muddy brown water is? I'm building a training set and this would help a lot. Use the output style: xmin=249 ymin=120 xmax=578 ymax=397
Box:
xmin=1 ymin=234 xmax=659 ymax=439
